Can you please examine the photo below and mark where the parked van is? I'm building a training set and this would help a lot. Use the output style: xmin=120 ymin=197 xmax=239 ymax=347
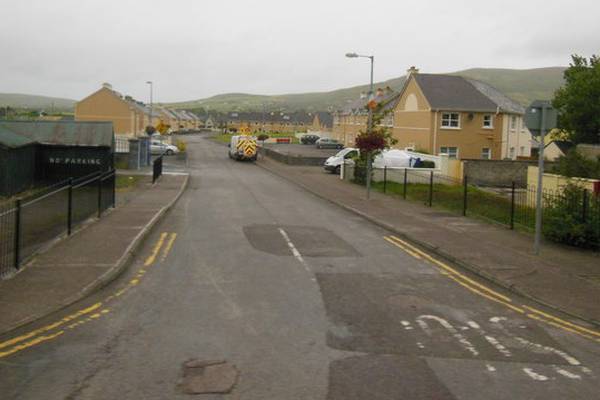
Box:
xmin=228 ymin=135 xmax=258 ymax=161
xmin=324 ymin=148 xmax=359 ymax=174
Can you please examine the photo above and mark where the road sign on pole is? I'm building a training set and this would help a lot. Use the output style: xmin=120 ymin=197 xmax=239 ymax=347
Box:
xmin=524 ymin=100 xmax=558 ymax=255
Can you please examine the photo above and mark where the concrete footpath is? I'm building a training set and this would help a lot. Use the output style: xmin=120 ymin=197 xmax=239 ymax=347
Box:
xmin=0 ymin=173 xmax=188 ymax=336
xmin=257 ymin=157 xmax=600 ymax=326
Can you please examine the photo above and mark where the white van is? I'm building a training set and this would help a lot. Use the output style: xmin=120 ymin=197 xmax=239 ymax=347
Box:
xmin=228 ymin=135 xmax=258 ymax=161
xmin=324 ymin=148 xmax=359 ymax=174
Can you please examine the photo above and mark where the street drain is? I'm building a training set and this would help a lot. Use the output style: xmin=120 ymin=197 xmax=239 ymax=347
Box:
xmin=178 ymin=359 xmax=239 ymax=395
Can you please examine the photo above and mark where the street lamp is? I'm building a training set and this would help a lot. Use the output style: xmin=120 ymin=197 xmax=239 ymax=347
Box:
xmin=346 ymin=52 xmax=374 ymax=132
xmin=146 ymin=81 xmax=153 ymax=129
xmin=346 ymin=51 xmax=375 ymax=199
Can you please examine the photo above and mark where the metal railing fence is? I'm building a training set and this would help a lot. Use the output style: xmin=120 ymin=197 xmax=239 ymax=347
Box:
xmin=0 ymin=170 xmax=116 ymax=278
xmin=352 ymin=165 xmax=600 ymax=250
xmin=153 ymin=153 xmax=164 ymax=184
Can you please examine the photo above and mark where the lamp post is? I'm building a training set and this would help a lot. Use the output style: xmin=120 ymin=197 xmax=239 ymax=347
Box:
xmin=346 ymin=52 xmax=374 ymax=133
xmin=346 ymin=52 xmax=375 ymax=199
xmin=146 ymin=81 xmax=153 ymax=129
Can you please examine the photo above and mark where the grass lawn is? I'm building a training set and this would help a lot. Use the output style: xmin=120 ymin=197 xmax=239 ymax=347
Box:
xmin=370 ymin=180 xmax=536 ymax=231
xmin=116 ymin=175 xmax=144 ymax=191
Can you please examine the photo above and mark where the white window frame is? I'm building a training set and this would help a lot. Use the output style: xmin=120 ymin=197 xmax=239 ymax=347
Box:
xmin=483 ymin=114 xmax=493 ymax=129
xmin=481 ymin=147 xmax=491 ymax=159
xmin=440 ymin=146 xmax=459 ymax=159
xmin=509 ymin=147 xmax=516 ymax=159
xmin=510 ymin=115 xmax=517 ymax=131
xmin=441 ymin=112 xmax=460 ymax=129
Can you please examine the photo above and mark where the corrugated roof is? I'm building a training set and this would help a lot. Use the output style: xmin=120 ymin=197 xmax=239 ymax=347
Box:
xmin=0 ymin=126 xmax=37 ymax=148
xmin=0 ymin=121 xmax=113 ymax=148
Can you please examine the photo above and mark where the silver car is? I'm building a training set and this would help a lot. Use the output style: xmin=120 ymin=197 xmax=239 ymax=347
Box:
xmin=315 ymin=138 xmax=343 ymax=149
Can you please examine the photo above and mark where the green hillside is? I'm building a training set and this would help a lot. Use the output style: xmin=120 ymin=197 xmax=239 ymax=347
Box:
xmin=0 ymin=93 xmax=76 ymax=111
xmin=169 ymin=67 xmax=566 ymax=113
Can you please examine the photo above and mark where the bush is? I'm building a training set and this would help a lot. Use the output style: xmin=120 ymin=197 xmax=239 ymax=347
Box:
xmin=176 ymin=140 xmax=187 ymax=152
xmin=257 ymin=134 xmax=269 ymax=142
xmin=550 ymin=149 xmax=600 ymax=179
xmin=542 ymin=184 xmax=599 ymax=249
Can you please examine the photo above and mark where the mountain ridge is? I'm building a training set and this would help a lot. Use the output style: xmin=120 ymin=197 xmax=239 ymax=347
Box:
xmin=167 ymin=66 xmax=566 ymax=112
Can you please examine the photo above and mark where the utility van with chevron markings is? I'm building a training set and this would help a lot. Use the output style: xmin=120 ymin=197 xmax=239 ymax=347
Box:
xmin=228 ymin=135 xmax=258 ymax=161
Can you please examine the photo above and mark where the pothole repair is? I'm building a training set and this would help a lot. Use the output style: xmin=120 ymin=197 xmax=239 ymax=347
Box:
xmin=179 ymin=359 xmax=239 ymax=395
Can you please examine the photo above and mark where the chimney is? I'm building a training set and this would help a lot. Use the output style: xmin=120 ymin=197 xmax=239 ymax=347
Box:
xmin=102 ymin=82 xmax=112 ymax=89
xmin=406 ymin=66 xmax=419 ymax=77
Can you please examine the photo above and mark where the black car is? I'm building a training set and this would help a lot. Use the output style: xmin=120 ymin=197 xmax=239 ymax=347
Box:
xmin=300 ymin=134 xmax=320 ymax=144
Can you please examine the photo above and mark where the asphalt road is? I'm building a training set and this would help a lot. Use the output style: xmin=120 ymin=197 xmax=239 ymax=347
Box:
xmin=1 ymin=134 xmax=599 ymax=399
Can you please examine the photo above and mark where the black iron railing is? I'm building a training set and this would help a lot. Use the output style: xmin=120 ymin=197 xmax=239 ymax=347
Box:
xmin=153 ymin=153 xmax=164 ymax=184
xmin=351 ymin=165 xmax=600 ymax=250
xmin=0 ymin=170 xmax=116 ymax=278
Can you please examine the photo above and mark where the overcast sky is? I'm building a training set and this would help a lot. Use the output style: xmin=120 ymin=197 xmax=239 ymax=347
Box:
xmin=2 ymin=0 xmax=598 ymax=102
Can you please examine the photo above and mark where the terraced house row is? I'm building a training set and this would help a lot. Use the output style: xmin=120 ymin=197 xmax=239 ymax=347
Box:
xmin=217 ymin=111 xmax=333 ymax=133
xmin=75 ymin=83 xmax=201 ymax=136
xmin=332 ymin=67 xmax=533 ymax=160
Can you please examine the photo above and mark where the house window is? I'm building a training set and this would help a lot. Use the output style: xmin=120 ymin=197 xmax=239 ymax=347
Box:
xmin=509 ymin=147 xmax=516 ymax=159
xmin=382 ymin=114 xmax=394 ymax=127
xmin=441 ymin=113 xmax=460 ymax=128
xmin=483 ymin=115 xmax=493 ymax=128
xmin=440 ymin=146 xmax=458 ymax=159
xmin=510 ymin=115 xmax=517 ymax=130
xmin=520 ymin=146 xmax=525 ymax=155
xmin=481 ymin=148 xmax=491 ymax=159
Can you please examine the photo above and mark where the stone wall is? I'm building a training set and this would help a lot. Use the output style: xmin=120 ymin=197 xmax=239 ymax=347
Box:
xmin=462 ymin=159 xmax=554 ymax=188
xmin=259 ymin=147 xmax=328 ymax=166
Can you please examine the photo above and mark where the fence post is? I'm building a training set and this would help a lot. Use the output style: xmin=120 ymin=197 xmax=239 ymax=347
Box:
xmin=463 ymin=175 xmax=468 ymax=216
xmin=510 ymin=181 xmax=516 ymax=230
xmin=582 ymin=189 xmax=588 ymax=223
xmin=403 ymin=168 xmax=408 ymax=199
xmin=112 ymin=171 xmax=116 ymax=208
xmin=383 ymin=166 xmax=387 ymax=194
xmin=14 ymin=199 xmax=21 ymax=269
xmin=428 ymin=171 xmax=433 ymax=207
xmin=97 ymin=172 xmax=102 ymax=218
xmin=67 ymin=178 xmax=73 ymax=235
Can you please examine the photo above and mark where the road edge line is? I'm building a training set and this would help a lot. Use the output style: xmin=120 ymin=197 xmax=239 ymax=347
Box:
xmin=254 ymin=161 xmax=600 ymax=329
xmin=0 ymin=174 xmax=190 ymax=338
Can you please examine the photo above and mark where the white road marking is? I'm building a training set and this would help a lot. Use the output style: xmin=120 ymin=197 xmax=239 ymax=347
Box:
xmin=486 ymin=364 xmax=496 ymax=372
xmin=401 ymin=321 xmax=413 ymax=330
xmin=484 ymin=335 xmax=512 ymax=357
xmin=279 ymin=228 xmax=314 ymax=279
xmin=417 ymin=315 xmax=479 ymax=356
xmin=416 ymin=342 xmax=425 ymax=349
xmin=523 ymin=368 xmax=549 ymax=381
xmin=490 ymin=316 xmax=507 ymax=324
xmin=514 ymin=337 xmax=581 ymax=366
xmin=553 ymin=367 xmax=582 ymax=380
xmin=467 ymin=321 xmax=481 ymax=329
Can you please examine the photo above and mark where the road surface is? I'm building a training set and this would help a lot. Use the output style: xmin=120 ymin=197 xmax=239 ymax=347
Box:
xmin=1 ymin=134 xmax=599 ymax=399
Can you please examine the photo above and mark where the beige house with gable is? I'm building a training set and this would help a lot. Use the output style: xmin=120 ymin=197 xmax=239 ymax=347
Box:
xmin=333 ymin=68 xmax=532 ymax=160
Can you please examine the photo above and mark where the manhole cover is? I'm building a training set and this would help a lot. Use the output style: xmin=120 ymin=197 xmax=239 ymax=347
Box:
xmin=179 ymin=359 xmax=239 ymax=394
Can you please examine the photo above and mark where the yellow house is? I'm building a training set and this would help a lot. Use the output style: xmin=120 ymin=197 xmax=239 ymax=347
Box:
xmin=75 ymin=83 xmax=151 ymax=137
xmin=310 ymin=112 xmax=333 ymax=132
xmin=333 ymin=68 xmax=532 ymax=160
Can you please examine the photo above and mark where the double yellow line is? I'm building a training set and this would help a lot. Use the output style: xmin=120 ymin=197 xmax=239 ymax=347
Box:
xmin=384 ymin=235 xmax=600 ymax=343
xmin=0 ymin=232 xmax=178 ymax=359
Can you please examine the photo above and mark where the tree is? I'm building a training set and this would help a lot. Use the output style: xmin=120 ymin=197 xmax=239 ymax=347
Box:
xmin=353 ymin=101 xmax=397 ymax=187
xmin=553 ymin=55 xmax=600 ymax=144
